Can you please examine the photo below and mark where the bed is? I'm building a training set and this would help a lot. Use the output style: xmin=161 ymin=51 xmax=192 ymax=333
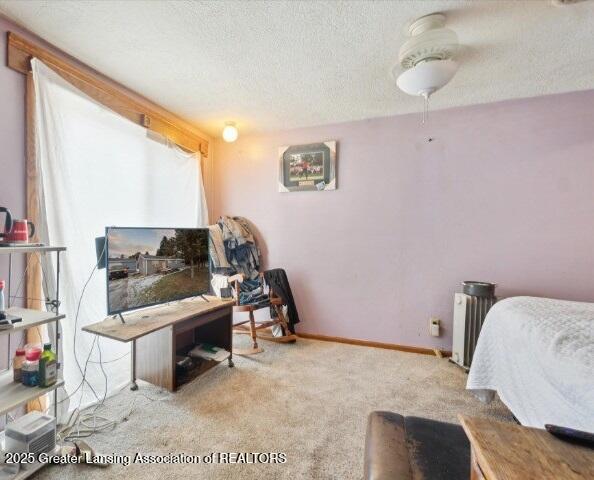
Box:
xmin=467 ymin=296 xmax=594 ymax=431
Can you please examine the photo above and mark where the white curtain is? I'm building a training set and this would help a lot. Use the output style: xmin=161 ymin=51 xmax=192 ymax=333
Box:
xmin=32 ymin=59 xmax=208 ymax=411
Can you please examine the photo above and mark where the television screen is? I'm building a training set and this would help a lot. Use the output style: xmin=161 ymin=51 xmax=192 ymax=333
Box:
xmin=106 ymin=227 xmax=209 ymax=314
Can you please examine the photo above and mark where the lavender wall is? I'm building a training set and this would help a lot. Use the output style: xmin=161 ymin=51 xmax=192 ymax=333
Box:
xmin=0 ymin=20 xmax=26 ymax=242
xmin=0 ymin=16 xmax=26 ymax=368
xmin=213 ymin=90 xmax=594 ymax=350
xmin=0 ymin=17 xmax=26 ymax=227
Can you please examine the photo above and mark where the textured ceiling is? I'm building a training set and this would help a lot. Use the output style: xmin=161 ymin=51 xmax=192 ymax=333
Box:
xmin=1 ymin=0 xmax=593 ymax=137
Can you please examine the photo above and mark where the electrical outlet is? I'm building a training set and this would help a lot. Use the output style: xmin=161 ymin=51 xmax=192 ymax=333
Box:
xmin=429 ymin=317 xmax=440 ymax=337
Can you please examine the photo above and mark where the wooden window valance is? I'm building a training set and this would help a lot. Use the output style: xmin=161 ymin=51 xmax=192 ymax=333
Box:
xmin=7 ymin=32 xmax=209 ymax=157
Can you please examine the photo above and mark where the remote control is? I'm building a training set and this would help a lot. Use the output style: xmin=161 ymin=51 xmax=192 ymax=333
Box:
xmin=545 ymin=424 xmax=594 ymax=448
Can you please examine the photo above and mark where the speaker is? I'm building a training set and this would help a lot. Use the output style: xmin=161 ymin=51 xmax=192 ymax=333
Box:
xmin=95 ymin=236 xmax=106 ymax=269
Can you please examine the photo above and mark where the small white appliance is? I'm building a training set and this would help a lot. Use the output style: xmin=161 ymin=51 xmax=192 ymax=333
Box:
xmin=5 ymin=412 xmax=56 ymax=456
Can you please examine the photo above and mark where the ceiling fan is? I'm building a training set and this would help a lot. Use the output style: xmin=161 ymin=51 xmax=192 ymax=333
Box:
xmin=393 ymin=12 xmax=459 ymax=124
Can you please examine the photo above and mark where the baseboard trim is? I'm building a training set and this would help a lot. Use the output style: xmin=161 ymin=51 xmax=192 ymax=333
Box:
xmin=296 ymin=332 xmax=451 ymax=357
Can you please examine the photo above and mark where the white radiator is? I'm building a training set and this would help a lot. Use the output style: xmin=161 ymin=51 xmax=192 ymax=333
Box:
xmin=451 ymin=293 xmax=497 ymax=370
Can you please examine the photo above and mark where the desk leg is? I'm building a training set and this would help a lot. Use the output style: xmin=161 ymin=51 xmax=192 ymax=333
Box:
xmin=228 ymin=310 xmax=234 ymax=368
xmin=130 ymin=339 xmax=138 ymax=391
xmin=470 ymin=449 xmax=486 ymax=480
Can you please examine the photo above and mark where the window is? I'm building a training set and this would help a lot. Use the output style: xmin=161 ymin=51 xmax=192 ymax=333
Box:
xmin=33 ymin=59 xmax=208 ymax=409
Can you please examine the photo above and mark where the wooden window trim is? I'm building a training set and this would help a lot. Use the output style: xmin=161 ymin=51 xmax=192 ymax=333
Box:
xmin=7 ymin=32 xmax=209 ymax=157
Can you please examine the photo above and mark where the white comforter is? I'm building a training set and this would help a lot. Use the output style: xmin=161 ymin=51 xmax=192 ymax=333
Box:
xmin=467 ymin=296 xmax=594 ymax=431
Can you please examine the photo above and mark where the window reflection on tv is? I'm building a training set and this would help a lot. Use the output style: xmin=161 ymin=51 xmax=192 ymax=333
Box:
xmin=106 ymin=227 xmax=209 ymax=314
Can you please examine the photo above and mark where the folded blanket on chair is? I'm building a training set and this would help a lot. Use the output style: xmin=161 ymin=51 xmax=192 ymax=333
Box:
xmin=238 ymin=278 xmax=269 ymax=308
xmin=208 ymin=225 xmax=231 ymax=269
xmin=218 ymin=216 xmax=260 ymax=280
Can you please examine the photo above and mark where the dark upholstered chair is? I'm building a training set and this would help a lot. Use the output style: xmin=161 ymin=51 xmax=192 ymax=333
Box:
xmin=364 ymin=411 xmax=470 ymax=480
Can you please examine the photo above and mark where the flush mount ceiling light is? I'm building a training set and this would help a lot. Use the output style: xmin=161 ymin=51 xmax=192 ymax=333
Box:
xmin=394 ymin=13 xmax=459 ymax=123
xmin=222 ymin=121 xmax=238 ymax=143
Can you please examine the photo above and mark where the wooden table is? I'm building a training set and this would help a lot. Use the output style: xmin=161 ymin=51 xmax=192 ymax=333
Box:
xmin=459 ymin=415 xmax=594 ymax=480
xmin=83 ymin=296 xmax=235 ymax=391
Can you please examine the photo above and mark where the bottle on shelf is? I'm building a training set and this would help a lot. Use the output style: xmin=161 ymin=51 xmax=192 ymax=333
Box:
xmin=39 ymin=343 xmax=57 ymax=387
xmin=13 ymin=348 xmax=26 ymax=382
xmin=21 ymin=346 xmax=42 ymax=387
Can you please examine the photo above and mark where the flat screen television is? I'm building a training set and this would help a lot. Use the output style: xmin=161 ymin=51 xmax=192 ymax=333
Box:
xmin=106 ymin=227 xmax=210 ymax=315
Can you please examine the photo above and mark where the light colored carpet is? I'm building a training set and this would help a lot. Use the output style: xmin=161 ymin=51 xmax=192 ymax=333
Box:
xmin=37 ymin=336 xmax=512 ymax=479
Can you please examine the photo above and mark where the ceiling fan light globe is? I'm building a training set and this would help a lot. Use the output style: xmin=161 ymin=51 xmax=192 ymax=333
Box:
xmin=396 ymin=60 xmax=458 ymax=97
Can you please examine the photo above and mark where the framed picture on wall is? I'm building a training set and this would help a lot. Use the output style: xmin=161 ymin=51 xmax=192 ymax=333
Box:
xmin=278 ymin=141 xmax=337 ymax=192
